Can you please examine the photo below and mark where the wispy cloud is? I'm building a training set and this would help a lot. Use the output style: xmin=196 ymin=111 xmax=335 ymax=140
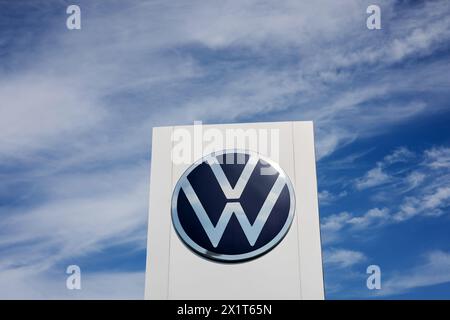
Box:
xmin=324 ymin=145 xmax=450 ymax=243
xmin=0 ymin=267 xmax=144 ymax=299
xmin=321 ymin=208 xmax=389 ymax=244
xmin=383 ymin=147 xmax=415 ymax=165
xmin=394 ymin=187 xmax=450 ymax=221
xmin=3 ymin=1 xmax=449 ymax=163
xmin=0 ymin=164 xmax=148 ymax=298
xmin=318 ymin=190 xmax=348 ymax=206
xmin=347 ymin=208 xmax=390 ymax=229
xmin=1 ymin=0 xmax=450 ymax=298
xmin=425 ymin=147 xmax=450 ymax=170
xmin=324 ymin=248 xmax=367 ymax=269
xmin=355 ymin=147 xmax=415 ymax=190
xmin=355 ymin=166 xmax=391 ymax=190
xmin=380 ymin=250 xmax=450 ymax=297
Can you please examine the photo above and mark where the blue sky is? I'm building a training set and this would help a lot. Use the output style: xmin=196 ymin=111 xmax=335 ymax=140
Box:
xmin=0 ymin=0 xmax=449 ymax=299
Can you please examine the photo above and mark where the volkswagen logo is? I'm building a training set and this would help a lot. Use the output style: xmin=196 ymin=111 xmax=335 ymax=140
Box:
xmin=171 ymin=150 xmax=295 ymax=262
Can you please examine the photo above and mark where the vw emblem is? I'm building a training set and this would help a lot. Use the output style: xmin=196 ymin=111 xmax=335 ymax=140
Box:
xmin=171 ymin=150 xmax=295 ymax=262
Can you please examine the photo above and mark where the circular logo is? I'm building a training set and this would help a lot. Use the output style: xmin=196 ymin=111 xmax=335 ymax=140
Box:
xmin=171 ymin=150 xmax=295 ymax=262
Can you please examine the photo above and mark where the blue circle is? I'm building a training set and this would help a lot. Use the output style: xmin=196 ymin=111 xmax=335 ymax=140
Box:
xmin=171 ymin=150 xmax=295 ymax=262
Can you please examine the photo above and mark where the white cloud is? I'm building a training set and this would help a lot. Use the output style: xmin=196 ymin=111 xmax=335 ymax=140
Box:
xmin=0 ymin=164 xmax=148 ymax=298
xmin=423 ymin=187 xmax=450 ymax=213
xmin=0 ymin=267 xmax=144 ymax=299
xmin=348 ymin=207 xmax=389 ymax=229
xmin=323 ymin=248 xmax=367 ymax=269
xmin=355 ymin=147 xmax=416 ymax=190
xmin=380 ymin=250 xmax=450 ymax=296
xmin=3 ymin=1 xmax=448 ymax=165
xmin=318 ymin=190 xmax=347 ymax=206
xmin=425 ymin=147 xmax=450 ymax=169
xmin=404 ymin=171 xmax=426 ymax=191
xmin=394 ymin=187 xmax=450 ymax=221
xmin=0 ymin=76 xmax=105 ymax=158
xmin=321 ymin=212 xmax=352 ymax=233
xmin=329 ymin=1 xmax=450 ymax=68
xmin=383 ymin=147 xmax=415 ymax=165
xmin=321 ymin=207 xmax=389 ymax=244
xmin=314 ymin=128 xmax=357 ymax=160
xmin=1 ymin=0 xmax=450 ymax=299
xmin=355 ymin=166 xmax=391 ymax=190
xmin=325 ymin=145 xmax=450 ymax=244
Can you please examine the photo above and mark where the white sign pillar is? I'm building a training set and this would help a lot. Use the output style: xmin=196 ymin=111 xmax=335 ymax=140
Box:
xmin=145 ymin=121 xmax=324 ymax=299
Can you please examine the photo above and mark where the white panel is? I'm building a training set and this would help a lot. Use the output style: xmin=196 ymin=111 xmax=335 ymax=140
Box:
xmin=144 ymin=126 xmax=173 ymax=299
xmin=292 ymin=122 xmax=325 ymax=300
xmin=168 ymin=122 xmax=301 ymax=299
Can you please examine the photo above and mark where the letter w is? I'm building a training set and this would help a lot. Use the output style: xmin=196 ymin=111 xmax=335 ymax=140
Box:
xmin=180 ymin=155 xmax=286 ymax=247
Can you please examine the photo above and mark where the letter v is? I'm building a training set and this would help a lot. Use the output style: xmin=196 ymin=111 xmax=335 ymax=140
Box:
xmin=205 ymin=155 xmax=258 ymax=199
